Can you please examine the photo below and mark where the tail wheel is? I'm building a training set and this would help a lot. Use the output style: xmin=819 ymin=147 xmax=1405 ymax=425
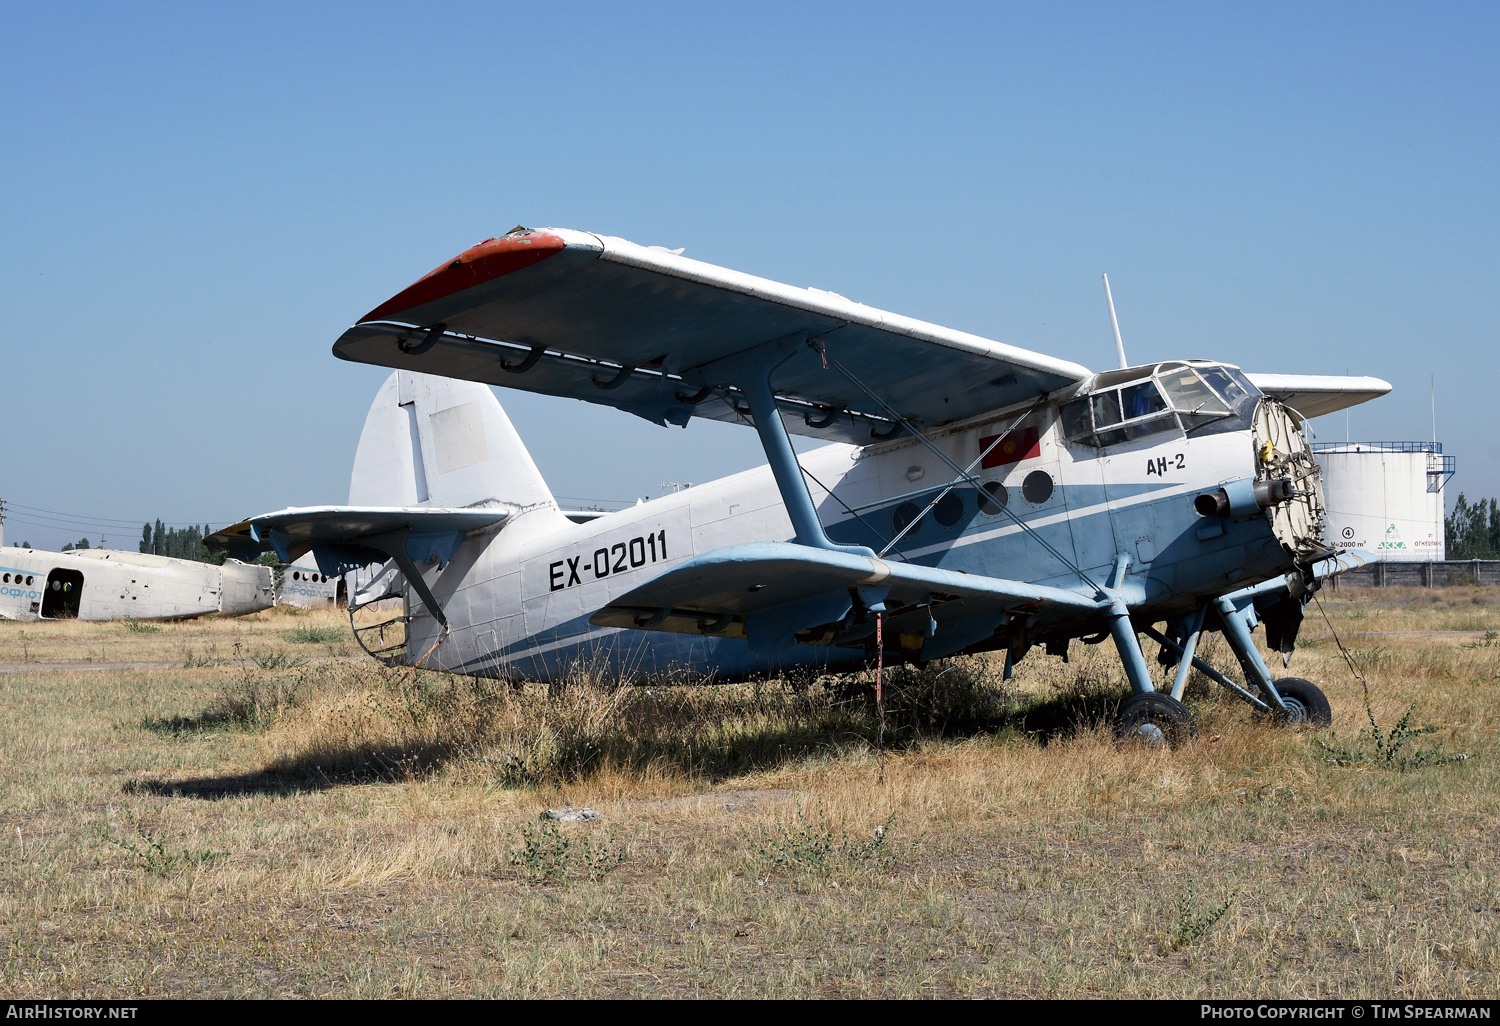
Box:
xmin=1114 ymin=692 xmax=1198 ymax=749
xmin=1269 ymin=677 xmax=1332 ymax=727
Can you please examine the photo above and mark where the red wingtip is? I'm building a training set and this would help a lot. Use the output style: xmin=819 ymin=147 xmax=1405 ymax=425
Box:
xmin=360 ymin=229 xmax=567 ymax=323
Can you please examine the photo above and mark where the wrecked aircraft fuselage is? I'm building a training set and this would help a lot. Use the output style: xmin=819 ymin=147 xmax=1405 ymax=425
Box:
xmin=0 ymin=547 xmax=273 ymax=621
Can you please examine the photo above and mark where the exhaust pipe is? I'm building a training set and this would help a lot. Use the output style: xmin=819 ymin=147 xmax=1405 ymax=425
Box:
xmin=1195 ymin=477 xmax=1297 ymax=518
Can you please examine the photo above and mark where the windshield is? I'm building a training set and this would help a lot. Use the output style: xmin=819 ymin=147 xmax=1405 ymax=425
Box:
xmin=1061 ymin=362 xmax=1257 ymax=448
xmin=1197 ymin=365 xmax=1256 ymax=407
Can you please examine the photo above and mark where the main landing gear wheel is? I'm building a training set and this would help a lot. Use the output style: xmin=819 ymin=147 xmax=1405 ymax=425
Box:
xmin=1113 ymin=692 xmax=1198 ymax=749
xmin=1267 ymin=677 xmax=1332 ymax=727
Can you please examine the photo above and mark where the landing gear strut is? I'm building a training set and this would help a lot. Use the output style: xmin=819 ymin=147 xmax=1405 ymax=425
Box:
xmin=1139 ymin=585 xmax=1336 ymax=737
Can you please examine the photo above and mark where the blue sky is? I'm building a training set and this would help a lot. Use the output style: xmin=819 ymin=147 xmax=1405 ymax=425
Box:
xmin=2 ymin=2 xmax=1495 ymax=550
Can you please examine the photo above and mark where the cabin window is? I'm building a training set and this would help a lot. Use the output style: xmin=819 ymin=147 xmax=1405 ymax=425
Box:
xmin=979 ymin=481 xmax=1009 ymax=515
xmin=934 ymin=492 xmax=965 ymax=526
xmin=893 ymin=502 xmax=924 ymax=535
xmin=2 ymin=574 xmax=8 ymax=583
xmin=1022 ymin=471 xmax=1055 ymax=504
xmin=1091 ymin=391 xmax=1122 ymax=428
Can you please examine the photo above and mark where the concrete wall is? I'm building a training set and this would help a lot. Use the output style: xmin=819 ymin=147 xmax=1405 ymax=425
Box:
xmin=1332 ymin=560 xmax=1500 ymax=587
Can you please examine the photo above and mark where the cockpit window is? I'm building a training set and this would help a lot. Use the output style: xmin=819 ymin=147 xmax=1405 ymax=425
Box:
xmin=1121 ymin=381 xmax=1167 ymax=420
xmin=1197 ymin=366 xmax=1258 ymax=407
xmin=1062 ymin=362 xmax=1258 ymax=449
xmin=1158 ymin=366 xmax=1230 ymax=429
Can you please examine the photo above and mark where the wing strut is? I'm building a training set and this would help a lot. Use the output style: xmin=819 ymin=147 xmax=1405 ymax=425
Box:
xmin=818 ymin=345 xmax=1098 ymax=590
xmin=691 ymin=334 xmax=873 ymax=557
xmin=360 ymin=529 xmax=450 ymax=631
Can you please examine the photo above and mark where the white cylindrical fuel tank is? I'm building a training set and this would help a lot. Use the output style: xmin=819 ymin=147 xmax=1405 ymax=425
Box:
xmin=1313 ymin=442 xmax=1452 ymax=561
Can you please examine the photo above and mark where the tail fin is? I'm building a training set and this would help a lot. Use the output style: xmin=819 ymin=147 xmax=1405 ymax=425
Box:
xmin=349 ymin=371 xmax=557 ymax=511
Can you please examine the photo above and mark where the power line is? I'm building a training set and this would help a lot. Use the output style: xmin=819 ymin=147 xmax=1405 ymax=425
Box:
xmin=5 ymin=501 xmax=230 ymax=530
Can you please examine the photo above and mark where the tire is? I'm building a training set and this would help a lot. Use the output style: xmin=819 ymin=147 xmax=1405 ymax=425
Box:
xmin=1269 ymin=677 xmax=1332 ymax=727
xmin=1113 ymin=692 xmax=1198 ymax=749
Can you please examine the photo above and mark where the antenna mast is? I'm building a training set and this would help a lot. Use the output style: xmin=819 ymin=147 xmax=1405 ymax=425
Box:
xmin=1101 ymin=273 xmax=1127 ymax=369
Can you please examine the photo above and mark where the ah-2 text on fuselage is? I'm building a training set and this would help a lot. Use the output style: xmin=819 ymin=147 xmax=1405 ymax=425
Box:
xmin=210 ymin=228 xmax=1390 ymax=744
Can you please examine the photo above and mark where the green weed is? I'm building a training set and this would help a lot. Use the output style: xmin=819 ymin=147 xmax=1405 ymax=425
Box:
xmin=1462 ymin=630 xmax=1498 ymax=650
xmin=507 ymin=820 xmax=623 ymax=883
xmin=1165 ymin=879 xmax=1237 ymax=953
xmin=750 ymin=801 xmax=900 ymax=871
xmin=1315 ymin=700 xmax=1471 ymax=771
xmin=251 ymin=651 xmax=306 ymax=670
xmin=121 ymin=619 xmax=161 ymax=634
xmin=284 ymin=624 xmax=344 ymax=645
xmin=102 ymin=813 xmax=226 ymax=877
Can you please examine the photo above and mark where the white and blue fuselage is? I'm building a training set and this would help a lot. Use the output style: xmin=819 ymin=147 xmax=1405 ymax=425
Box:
xmin=392 ymin=363 xmax=1319 ymax=680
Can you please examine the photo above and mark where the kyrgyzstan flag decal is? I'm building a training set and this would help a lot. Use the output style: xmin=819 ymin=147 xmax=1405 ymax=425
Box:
xmin=978 ymin=428 xmax=1041 ymax=469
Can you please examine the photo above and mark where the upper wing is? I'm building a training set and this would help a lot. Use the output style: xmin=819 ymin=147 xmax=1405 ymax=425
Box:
xmin=332 ymin=228 xmax=1092 ymax=443
xmin=1246 ymin=373 xmax=1392 ymax=419
xmin=588 ymin=541 xmax=1101 ymax=657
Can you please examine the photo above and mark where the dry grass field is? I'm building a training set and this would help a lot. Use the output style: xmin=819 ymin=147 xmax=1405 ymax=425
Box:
xmin=1 ymin=587 xmax=1497 ymax=998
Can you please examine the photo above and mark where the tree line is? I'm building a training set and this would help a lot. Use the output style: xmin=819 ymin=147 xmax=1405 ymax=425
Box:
xmin=138 ymin=520 xmax=221 ymax=563
xmin=1445 ymin=494 xmax=1500 ymax=559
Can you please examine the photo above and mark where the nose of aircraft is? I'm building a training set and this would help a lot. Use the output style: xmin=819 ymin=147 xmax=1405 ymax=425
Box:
xmin=361 ymin=229 xmax=567 ymax=323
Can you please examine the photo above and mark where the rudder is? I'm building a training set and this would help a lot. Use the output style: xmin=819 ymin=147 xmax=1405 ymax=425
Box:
xmin=349 ymin=371 xmax=558 ymax=512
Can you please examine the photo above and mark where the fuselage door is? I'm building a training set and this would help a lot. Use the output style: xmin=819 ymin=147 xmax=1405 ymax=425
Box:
xmin=41 ymin=568 xmax=84 ymax=619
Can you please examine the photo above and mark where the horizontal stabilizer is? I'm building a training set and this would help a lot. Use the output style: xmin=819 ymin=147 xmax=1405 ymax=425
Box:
xmin=1245 ymin=374 xmax=1392 ymax=419
xmin=590 ymin=542 xmax=1100 ymax=656
xmin=207 ymin=506 xmax=506 ymax=628
xmin=207 ymin=506 xmax=507 ymax=568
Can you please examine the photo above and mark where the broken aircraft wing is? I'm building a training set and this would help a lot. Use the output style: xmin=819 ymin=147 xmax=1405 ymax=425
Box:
xmin=331 ymin=228 xmax=1093 ymax=444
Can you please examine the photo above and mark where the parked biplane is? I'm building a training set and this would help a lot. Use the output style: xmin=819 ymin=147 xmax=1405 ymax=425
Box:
xmin=209 ymin=227 xmax=1391 ymax=744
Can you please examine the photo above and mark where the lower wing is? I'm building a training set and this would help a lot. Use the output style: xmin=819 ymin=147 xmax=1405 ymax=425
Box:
xmin=589 ymin=541 xmax=1102 ymax=657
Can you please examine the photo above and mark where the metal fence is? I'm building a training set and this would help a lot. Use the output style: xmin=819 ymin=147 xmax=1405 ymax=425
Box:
xmin=1331 ymin=560 xmax=1500 ymax=588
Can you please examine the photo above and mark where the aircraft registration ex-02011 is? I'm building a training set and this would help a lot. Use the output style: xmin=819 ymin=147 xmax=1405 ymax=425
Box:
xmin=208 ymin=227 xmax=1391 ymax=745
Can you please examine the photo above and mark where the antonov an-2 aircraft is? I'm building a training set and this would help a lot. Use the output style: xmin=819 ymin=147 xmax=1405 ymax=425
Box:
xmin=0 ymin=545 xmax=273 ymax=621
xmin=209 ymin=227 xmax=1391 ymax=745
